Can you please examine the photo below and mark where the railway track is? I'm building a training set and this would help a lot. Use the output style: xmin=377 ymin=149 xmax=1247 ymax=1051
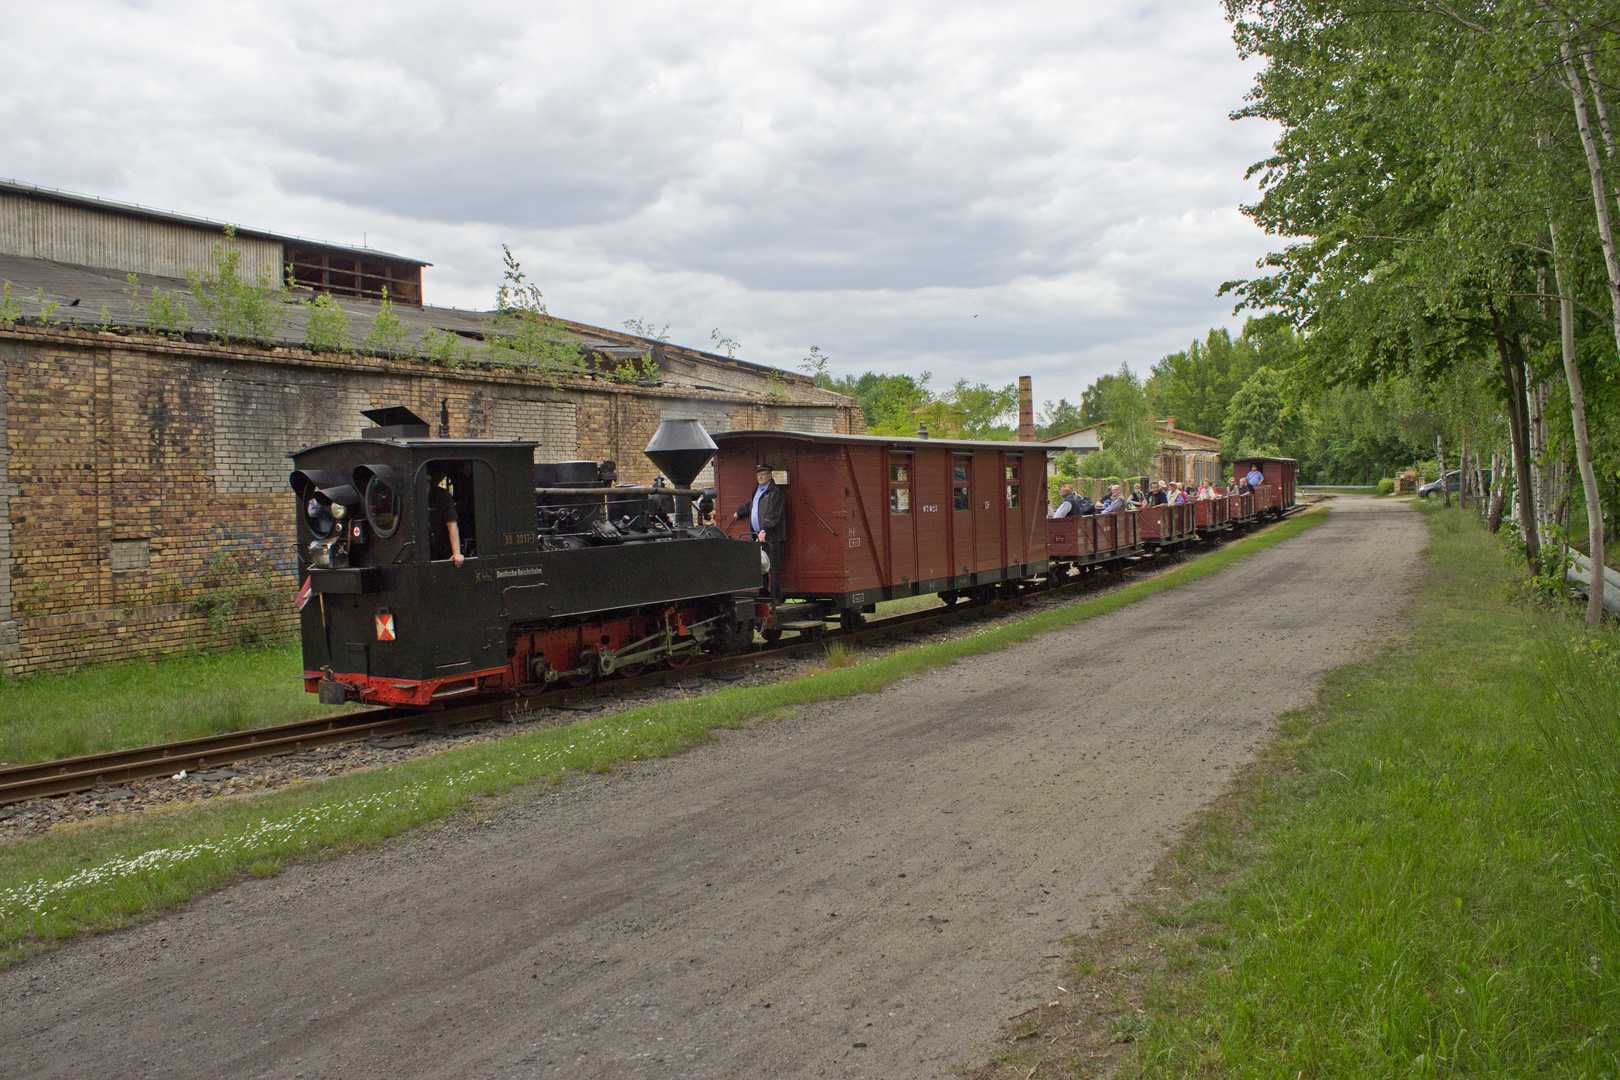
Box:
xmin=1 ymin=517 xmax=1301 ymax=808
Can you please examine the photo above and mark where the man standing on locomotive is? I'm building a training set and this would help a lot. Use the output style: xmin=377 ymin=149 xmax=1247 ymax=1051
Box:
xmin=737 ymin=463 xmax=786 ymax=606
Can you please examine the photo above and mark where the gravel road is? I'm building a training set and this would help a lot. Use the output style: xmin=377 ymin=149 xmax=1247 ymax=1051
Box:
xmin=1 ymin=497 xmax=1427 ymax=1079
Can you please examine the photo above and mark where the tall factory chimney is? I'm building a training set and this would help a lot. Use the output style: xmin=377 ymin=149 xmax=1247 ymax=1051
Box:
xmin=1017 ymin=376 xmax=1035 ymax=442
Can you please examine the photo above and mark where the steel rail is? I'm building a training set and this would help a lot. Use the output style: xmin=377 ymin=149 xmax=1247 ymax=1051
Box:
xmin=0 ymin=517 xmax=1285 ymax=807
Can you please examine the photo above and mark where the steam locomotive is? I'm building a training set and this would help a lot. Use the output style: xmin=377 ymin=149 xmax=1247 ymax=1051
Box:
xmin=289 ymin=407 xmax=764 ymax=707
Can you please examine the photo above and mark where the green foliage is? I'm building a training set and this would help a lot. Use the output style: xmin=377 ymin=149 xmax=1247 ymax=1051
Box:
xmin=1540 ymin=628 xmax=1620 ymax=952
xmin=0 ymin=642 xmax=349 ymax=765
xmin=1038 ymin=397 xmax=1086 ymax=439
xmin=185 ymin=226 xmax=286 ymax=346
xmin=0 ymin=282 xmax=24 ymax=324
xmin=359 ymin=287 xmax=408 ymax=355
xmin=610 ymin=350 xmax=660 ymax=385
xmin=1145 ymin=325 xmax=1276 ymax=439
xmin=1221 ymin=366 xmax=1302 ymax=459
xmin=1077 ymin=448 xmax=1121 ymax=477
xmin=915 ymin=379 xmax=1018 ymax=439
xmin=1376 ymin=477 xmax=1395 ymax=495
xmin=1100 ymin=364 xmax=1159 ymax=475
xmin=301 ymin=293 xmax=351 ymax=354
xmin=33 ymin=289 xmax=60 ymax=327
xmin=800 ymin=345 xmax=831 ymax=384
xmin=1079 ymin=373 xmax=1121 ymax=426
xmin=187 ymin=550 xmax=280 ymax=646
xmin=1133 ymin=509 xmax=1620 ymax=1077
xmin=1049 ymin=450 xmax=1081 ymax=507
xmin=123 ymin=273 xmax=192 ymax=338
xmin=621 ymin=318 xmax=670 ymax=341
xmin=709 ymin=328 xmax=740 ymax=358
xmin=487 ymin=245 xmax=580 ymax=371
xmin=823 ymin=371 xmax=935 ymax=435
xmin=420 ymin=329 xmax=469 ymax=368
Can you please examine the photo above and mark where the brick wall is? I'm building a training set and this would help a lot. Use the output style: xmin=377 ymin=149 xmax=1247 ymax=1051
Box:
xmin=2 ymin=325 xmax=863 ymax=676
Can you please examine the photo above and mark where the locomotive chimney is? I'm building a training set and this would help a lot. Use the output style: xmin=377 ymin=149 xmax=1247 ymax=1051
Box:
xmin=644 ymin=418 xmax=717 ymax=488
xmin=644 ymin=418 xmax=718 ymax=526
xmin=1018 ymin=376 xmax=1034 ymax=442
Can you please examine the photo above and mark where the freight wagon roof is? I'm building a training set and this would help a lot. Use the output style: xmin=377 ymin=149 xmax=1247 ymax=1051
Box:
xmin=715 ymin=430 xmax=1053 ymax=453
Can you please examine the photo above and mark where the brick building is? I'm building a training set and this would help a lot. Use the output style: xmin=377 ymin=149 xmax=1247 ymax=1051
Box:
xmin=0 ymin=182 xmax=860 ymax=675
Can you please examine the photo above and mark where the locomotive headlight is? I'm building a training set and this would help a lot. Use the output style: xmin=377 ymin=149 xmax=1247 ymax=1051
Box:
xmin=305 ymin=497 xmax=336 ymax=539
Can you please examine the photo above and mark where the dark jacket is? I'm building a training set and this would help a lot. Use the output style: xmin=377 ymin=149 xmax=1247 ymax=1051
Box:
xmin=736 ymin=481 xmax=787 ymax=544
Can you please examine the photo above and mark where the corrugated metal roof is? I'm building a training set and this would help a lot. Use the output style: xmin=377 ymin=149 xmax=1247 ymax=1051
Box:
xmin=0 ymin=178 xmax=429 ymax=267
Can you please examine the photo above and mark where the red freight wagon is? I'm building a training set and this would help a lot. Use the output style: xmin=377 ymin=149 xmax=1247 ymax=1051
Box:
xmin=1193 ymin=495 xmax=1230 ymax=532
xmin=1045 ymin=509 xmax=1143 ymax=566
xmin=1231 ymin=456 xmax=1297 ymax=515
xmin=711 ymin=430 xmax=1048 ymax=613
xmin=1137 ymin=502 xmax=1196 ymax=548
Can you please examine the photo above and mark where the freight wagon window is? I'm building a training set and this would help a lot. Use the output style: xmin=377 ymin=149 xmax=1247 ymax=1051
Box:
xmin=889 ymin=459 xmax=911 ymax=514
xmin=953 ymin=458 xmax=971 ymax=512
xmin=1005 ymin=458 xmax=1021 ymax=508
xmin=426 ymin=461 xmax=477 ymax=561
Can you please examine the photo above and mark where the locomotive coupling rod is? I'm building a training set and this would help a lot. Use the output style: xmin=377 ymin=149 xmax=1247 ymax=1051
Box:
xmin=533 ymin=486 xmax=706 ymax=496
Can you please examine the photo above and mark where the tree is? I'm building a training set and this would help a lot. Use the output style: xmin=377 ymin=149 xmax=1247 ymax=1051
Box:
xmin=1038 ymin=398 xmax=1086 ymax=438
xmin=1100 ymin=365 xmax=1159 ymax=475
xmin=1222 ymin=367 xmax=1301 ymax=458
xmin=1219 ymin=0 xmax=1560 ymax=570
xmin=823 ymin=371 xmax=934 ymax=435
xmin=915 ymin=380 xmax=1019 ymax=439
xmin=1079 ymin=373 xmax=1123 ymax=426
xmin=488 ymin=245 xmax=580 ymax=371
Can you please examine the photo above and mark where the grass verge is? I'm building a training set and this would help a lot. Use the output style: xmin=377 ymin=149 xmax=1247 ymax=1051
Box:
xmin=971 ymin=505 xmax=1620 ymax=1078
xmin=0 ymin=642 xmax=355 ymax=765
xmin=0 ymin=510 xmax=1324 ymax=965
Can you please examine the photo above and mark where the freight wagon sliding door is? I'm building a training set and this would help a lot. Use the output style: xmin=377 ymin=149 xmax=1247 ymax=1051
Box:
xmin=787 ymin=447 xmax=847 ymax=596
xmin=1003 ymin=453 xmax=1026 ymax=568
xmin=973 ymin=453 xmax=1001 ymax=577
xmin=913 ymin=448 xmax=950 ymax=591
xmin=887 ymin=450 xmax=918 ymax=593
xmin=951 ymin=453 xmax=974 ymax=586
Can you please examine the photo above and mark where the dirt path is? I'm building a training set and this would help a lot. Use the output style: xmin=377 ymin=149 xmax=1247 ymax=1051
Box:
xmin=1 ymin=498 xmax=1426 ymax=1079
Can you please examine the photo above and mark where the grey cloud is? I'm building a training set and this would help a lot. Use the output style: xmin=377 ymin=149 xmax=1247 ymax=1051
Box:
xmin=0 ymin=0 xmax=1279 ymax=404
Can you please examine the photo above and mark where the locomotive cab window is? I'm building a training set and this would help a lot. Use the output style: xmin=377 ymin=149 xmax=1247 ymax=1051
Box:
xmin=425 ymin=460 xmax=480 ymax=561
xmin=889 ymin=457 xmax=912 ymax=514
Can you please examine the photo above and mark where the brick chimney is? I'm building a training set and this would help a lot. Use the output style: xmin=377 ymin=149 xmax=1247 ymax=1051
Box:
xmin=1018 ymin=376 xmax=1034 ymax=442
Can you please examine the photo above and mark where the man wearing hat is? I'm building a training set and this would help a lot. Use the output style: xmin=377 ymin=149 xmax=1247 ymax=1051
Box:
xmin=735 ymin=463 xmax=786 ymax=605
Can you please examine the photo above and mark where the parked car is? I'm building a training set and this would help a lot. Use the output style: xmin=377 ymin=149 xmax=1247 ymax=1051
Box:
xmin=1418 ymin=469 xmax=1491 ymax=498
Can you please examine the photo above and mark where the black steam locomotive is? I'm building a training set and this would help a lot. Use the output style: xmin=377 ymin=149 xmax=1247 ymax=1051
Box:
xmin=289 ymin=407 xmax=763 ymax=707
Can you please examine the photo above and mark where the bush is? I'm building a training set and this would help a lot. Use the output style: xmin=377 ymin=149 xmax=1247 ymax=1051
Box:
xmin=1377 ymin=477 xmax=1396 ymax=496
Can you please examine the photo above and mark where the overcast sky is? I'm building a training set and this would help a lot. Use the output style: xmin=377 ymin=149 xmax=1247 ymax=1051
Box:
xmin=1 ymin=1 xmax=1278 ymax=410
